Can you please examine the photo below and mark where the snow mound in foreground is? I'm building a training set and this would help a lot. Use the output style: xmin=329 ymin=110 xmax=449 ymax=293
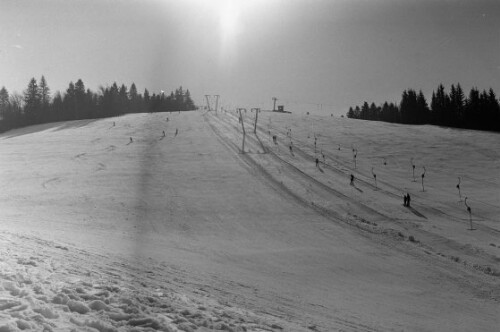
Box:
xmin=0 ymin=231 xmax=289 ymax=331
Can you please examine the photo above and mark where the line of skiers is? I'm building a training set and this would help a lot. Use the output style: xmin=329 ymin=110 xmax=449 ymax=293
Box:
xmin=128 ymin=128 xmax=179 ymax=144
xmin=215 ymin=122 xmax=418 ymax=210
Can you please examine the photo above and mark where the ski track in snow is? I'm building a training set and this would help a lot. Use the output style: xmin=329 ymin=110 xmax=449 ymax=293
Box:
xmin=214 ymin=112 xmax=500 ymax=268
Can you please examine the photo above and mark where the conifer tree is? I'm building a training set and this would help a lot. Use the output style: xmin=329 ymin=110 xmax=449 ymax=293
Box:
xmin=39 ymin=76 xmax=50 ymax=105
xmin=369 ymin=102 xmax=379 ymax=120
xmin=64 ymin=81 xmax=76 ymax=120
xmin=24 ymin=78 xmax=41 ymax=124
xmin=185 ymin=89 xmax=195 ymax=110
xmin=119 ymin=84 xmax=128 ymax=114
xmin=129 ymin=83 xmax=138 ymax=100
xmin=400 ymin=89 xmax=418 ymax=124
xmin=143 ymin=88 xmax=150 ymax=113
xmin=354 ymin=105 xmax=361 ymax=118
xmin=486 ymin=88 xmax=500 ymax=131
xmin=128 ymin=83 xmax=140 ymax=113
xmin=51 ymin=92 xmax=64 ymax=122
xmin=110 ymin=83 xmax=119 ymax=116
xmin=74 ymin=79 xmax=86 ymax=119
xmin=0 ymin=87 xmax=9 ymax=113
xmin=7 ymin=93 xmax=24 ymax=128
xmin=416 ymin=90 xmax=429 ymax=124
xmin=453 ymin=83 xmax=465 ymax=126
xmin=360 ymin=102 xmax=369 ymax=120
xmin=38 ymin=76 xmax=51 ymax=123
xmin=347 ymin=106 xmax=355 ymax=118
xmin=0 ymin=87 xmax=9 ymax=130
xmin=464 ymin=87 xmax=480 ymax=129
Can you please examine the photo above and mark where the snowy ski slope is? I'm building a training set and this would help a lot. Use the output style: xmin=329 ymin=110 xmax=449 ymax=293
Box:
xmin=0 ymin=111 xmax=498 ymax=331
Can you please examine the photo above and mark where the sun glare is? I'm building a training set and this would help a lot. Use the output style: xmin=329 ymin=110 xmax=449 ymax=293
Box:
xmin=219 ymin=1 xmax=240 ymax=42
xmin=215 ymin=0 xmax=242 ymax=64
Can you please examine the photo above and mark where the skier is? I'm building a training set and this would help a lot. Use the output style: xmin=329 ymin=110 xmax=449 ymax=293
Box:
xmin=129 ymin=137 xmax=133 ymax=144
xmin=350 ymin=174 xmax=354 ymax=185
xmin=175 ymin=128 xmax=178 ymax=136
xmin=315 ymin=158 xmax=319 ymax=168
xmin=162 ymin=130 xmax=166 ymax=137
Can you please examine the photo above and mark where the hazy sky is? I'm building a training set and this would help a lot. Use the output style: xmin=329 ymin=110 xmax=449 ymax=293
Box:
xmin=1 ymin=0 xmax=499 ymax=114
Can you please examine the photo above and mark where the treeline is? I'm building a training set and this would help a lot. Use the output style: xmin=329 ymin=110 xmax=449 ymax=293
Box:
xmin=347 ymin=84 xmax=500 ymax=131
xmin=0 ymin=76 xmax=196 ymax=132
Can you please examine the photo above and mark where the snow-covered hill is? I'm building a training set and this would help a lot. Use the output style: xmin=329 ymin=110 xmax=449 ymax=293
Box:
xmin=0 ymin=111 xmax=498 ymax=331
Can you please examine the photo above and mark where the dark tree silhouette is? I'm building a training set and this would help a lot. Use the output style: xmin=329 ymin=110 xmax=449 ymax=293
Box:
xmin=347 ymin=83 xmax=500 ymax=133
xmin=24 ymin=78 xmax=41 ymax=124
xmin=0 ymin=87 xmax=10 ymax=131
xmin=0 ymin=76 xmax=198 ymax=133
xmin=39 ymin=76 xmax=51 ymax=123
xmin=416 ymin=90 xmax=430 ymax=124
xmin=347 ymin=107 xmax=355 ymax=118
xmin=129 ymin=83 xmax=141 ymax=113
xmin=64 ymin=81 xmax=76 ymax=120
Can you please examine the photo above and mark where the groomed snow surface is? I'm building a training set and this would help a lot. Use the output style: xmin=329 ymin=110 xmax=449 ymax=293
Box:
xmin=0 ymin=110 xmax=498 ymax=331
